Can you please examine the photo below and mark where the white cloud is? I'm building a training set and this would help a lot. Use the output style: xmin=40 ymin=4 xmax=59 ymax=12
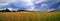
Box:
xmin=7 ymin=8 xmax=18 ymax=11
xmin=0 ymin=0 xmax=12 ymax=7
xmin=0 ymin=8 xmax=6 ymax=10
xmin=35 ymin=0 xmax=48 ymax=4
xmin=48 ymin=8 xmax=55 ymax=11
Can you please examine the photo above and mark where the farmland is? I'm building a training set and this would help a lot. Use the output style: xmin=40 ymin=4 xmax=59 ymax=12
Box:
xmin=0 ymin=11 xmax=60 ymax=21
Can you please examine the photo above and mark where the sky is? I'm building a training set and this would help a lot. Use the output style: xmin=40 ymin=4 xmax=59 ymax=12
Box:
xmin=0 ymin=0 xmax=60 ymax=12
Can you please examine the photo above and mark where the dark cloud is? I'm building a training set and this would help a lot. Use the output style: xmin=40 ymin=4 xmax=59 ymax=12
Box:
xmin=0 ymin=0 xmax=60 ymax=12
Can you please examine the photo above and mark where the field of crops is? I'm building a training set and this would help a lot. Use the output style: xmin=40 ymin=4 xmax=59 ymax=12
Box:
xmin=0 ymin=12 xmax=60 ymax=21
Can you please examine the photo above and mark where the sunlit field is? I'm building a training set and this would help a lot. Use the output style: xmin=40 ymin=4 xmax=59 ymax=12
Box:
xmin=0 ymin=11 xmax=60 ymax=21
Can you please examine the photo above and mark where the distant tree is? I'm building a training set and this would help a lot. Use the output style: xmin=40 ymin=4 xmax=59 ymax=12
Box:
xmin=5 ymin=9 xmax=11 ymax=12
xmin=17 ymin=10 xmax=26 ymax=12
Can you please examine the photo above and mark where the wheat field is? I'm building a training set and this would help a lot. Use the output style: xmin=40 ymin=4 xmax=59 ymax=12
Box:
xmin=0 ymin=12 xmax=60 ymax=21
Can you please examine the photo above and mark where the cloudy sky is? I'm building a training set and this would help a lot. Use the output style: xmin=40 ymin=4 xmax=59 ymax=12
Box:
xmin=0 ymin=0 xmax=60 ymax=12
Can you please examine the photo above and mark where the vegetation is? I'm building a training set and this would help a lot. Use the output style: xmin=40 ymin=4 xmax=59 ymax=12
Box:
xmin=0 ymin=11 xmax=60 ymax=21
xmin=54 ymin=10 xmax=60 ymax=12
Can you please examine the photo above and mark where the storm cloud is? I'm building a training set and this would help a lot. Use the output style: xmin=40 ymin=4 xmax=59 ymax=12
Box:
xmin=0 ymin=0 xmax=60 ymax=12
